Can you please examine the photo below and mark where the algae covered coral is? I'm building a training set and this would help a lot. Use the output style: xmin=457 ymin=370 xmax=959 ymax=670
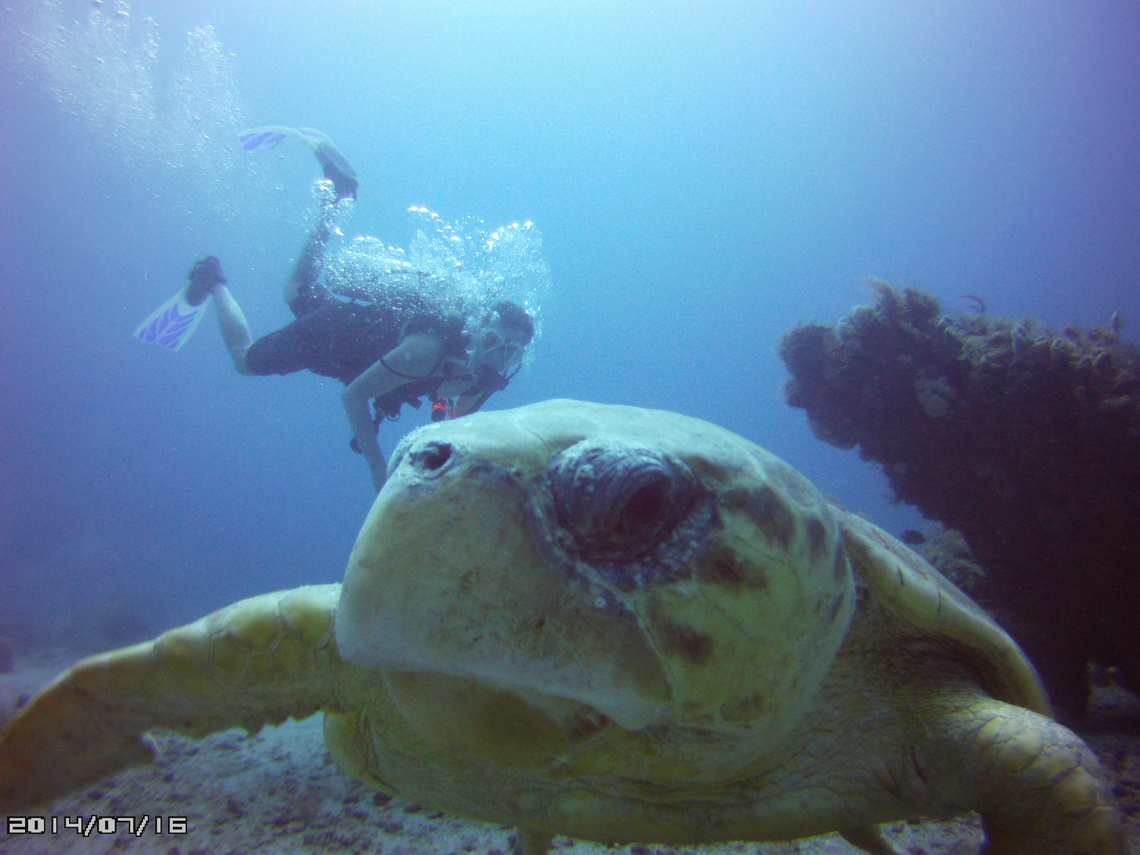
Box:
xmin=779 ymin=282 xmax=1140 ymax=719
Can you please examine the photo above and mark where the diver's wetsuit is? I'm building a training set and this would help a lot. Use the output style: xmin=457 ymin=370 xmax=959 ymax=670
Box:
xmin=244 ymin=279 xmax=468 ymax=387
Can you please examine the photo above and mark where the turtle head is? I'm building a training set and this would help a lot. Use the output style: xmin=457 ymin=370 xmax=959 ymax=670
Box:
xmin=336 ymin=400 xmax=855 ymax=781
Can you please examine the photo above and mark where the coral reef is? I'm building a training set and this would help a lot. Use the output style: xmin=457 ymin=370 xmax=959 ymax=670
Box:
xmin=779 ymin=281 xmax=1140 ymax=720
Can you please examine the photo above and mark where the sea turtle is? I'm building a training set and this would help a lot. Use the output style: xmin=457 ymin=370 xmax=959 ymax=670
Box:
xmin=0 ymin=400 xmax=1125 ymax=854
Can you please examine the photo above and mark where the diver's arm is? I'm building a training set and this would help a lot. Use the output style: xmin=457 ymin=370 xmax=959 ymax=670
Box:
xmin=452 ymin=389 xmax=491 ymax=418
xmin=343 ymin=333 xmax=445 ymax=492
xmin=343 ymin=389 xmax=387 ymax=493
xmin=284 ymin=196 xmax=339 ymax=305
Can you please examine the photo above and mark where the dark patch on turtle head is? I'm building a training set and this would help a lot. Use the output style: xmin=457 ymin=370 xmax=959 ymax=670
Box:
xmin=723 ymin=485 xmax=796 ymax=550
xmin=694 ymin=540 xmax=769 ymax=591
xmin=687 ymin=454 xmax=746 ymax=487
xmin=804 ymin=515 xmax=829 ymax=561
xmin=654 ymin=617 xmax=715 ymax=666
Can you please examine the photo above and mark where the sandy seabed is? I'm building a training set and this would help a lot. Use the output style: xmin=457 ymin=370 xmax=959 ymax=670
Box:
xmin=1 ymin=651 xmax=1136 ymax=855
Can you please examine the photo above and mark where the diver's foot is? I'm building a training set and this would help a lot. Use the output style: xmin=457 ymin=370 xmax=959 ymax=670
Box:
xmin=185 ymin=256 xmax=226 ymax=306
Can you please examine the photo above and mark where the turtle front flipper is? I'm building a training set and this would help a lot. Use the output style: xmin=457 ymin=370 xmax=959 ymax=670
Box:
xmin=930 ymin=697 xmax=1126 ymax=855
xmin=0 ymin=584 xmax=350 ymax=810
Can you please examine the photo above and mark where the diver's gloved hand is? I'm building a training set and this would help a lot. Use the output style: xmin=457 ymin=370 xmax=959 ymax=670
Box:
xmin=185 ymin=256 xmax=227 ymax=306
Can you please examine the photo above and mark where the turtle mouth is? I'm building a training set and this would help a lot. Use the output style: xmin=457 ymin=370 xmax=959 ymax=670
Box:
xmin=381 ymin=670 xmax=614 ymax=770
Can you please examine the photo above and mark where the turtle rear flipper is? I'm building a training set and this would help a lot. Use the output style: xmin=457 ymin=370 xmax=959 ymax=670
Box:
xmin=0 ymin=584 xmax=350 ymax=810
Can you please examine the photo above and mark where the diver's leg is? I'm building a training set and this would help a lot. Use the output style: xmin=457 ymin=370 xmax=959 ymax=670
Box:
xmin=212 ymin=285 xmax=254 ymax=375
xmin=180 ymin=257 xmax=252 ymax=373
xmin=284 ymin=193 xmax=340 ymax=313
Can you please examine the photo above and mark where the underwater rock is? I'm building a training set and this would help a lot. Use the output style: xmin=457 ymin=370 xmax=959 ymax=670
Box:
xmin=920 ymin=523 xmax=987 ymax=597
xmin=779 ymin=282 xmax=1140 ymax=721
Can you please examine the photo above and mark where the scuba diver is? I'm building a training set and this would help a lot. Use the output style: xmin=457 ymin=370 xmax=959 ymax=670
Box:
xmin=136 ymin=130 xmax=535 ymax=492
xmin=187 ymin=194 xmax=532 ymax=492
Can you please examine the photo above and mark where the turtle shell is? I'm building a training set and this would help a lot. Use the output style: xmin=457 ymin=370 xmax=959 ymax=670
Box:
xmin=836 ymin=508 xmax=1050 ymax=717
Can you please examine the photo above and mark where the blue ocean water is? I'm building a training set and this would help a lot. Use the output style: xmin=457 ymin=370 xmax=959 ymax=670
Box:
xmin=1 ymin=1 xmax=1137 ymax=638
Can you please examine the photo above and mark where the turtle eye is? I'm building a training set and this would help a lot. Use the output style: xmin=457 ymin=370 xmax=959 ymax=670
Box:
xmin=549 ymin=441 xmax=696 ymax=562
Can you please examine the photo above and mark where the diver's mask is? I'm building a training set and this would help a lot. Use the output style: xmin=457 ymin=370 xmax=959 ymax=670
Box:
xmin=472 ymin=324 xmax=525 ymax=392
xmin=476 ymin=326 xmax=525 ymax=374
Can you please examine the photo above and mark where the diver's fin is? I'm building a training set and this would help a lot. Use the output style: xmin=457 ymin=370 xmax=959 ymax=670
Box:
xmin=134 ymin=290 xmax=210 ymax=352
xmin=238 ymin=126 xmax=290 ymax=152
xmin=239 ymin=125 xmax=358 ymax=201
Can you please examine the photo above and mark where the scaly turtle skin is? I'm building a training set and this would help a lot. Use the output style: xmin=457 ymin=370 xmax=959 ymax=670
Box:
xmin=0 ymin=401 xmax=1125 ymax=854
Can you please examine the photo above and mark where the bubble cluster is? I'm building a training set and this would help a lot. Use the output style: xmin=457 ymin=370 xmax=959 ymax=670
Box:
xmin=12 ymin=0 xmax=267 ymax=225
xmin=326 ymin=207 xmax=553 ymax=359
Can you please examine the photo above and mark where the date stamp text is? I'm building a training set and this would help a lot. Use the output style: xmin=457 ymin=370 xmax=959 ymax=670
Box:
xmin=7 ymin=815 xmax=188 ymax=837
